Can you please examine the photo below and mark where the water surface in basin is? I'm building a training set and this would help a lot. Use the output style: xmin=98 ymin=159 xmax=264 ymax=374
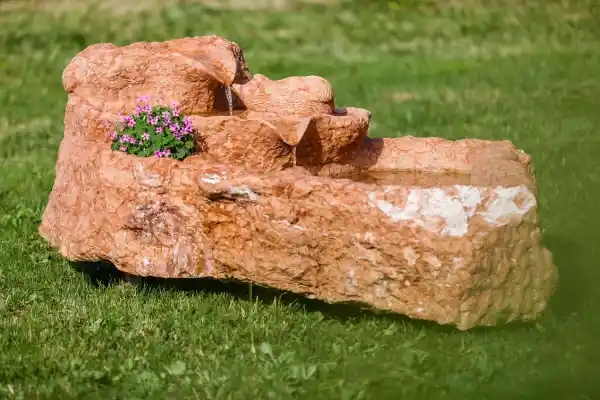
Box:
xmin=345 ymin=170 xmax=472 ymax=187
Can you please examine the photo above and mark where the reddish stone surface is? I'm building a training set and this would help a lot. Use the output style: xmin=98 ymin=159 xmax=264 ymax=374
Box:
xmin=40 ymin=36 xmax=557 ymax=329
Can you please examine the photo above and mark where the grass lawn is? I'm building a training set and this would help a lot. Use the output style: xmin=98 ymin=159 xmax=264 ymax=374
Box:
xmin=1 ymin=0 xmax=599 ymax=398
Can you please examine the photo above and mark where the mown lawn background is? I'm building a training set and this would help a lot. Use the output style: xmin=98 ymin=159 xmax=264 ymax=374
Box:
xmin=0 ymin=0 xmax=599 ymax=398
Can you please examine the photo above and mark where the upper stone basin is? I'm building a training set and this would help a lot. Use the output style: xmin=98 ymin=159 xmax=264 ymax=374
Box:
xmin=188 ymin=106 xmax=371 ymax=171
xmin=40 ymin=35 xmax=557 ymax=330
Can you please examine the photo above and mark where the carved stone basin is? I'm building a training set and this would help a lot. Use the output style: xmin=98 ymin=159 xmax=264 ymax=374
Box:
xmin=39 ymin=36 xmax=557 ymax=330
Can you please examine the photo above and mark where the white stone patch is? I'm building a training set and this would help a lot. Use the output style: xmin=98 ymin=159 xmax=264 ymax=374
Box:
xmin=227 ymin=185 xmax=260 ymax=201
xmin=452 ymin=257 xmax=465 ymax=269
xmin=368 ymin=184 xmax=536 ymax=237
xmin=139 ymin=256 xmax=152 ymax=275
xmin=134 ymin=163 xmax=163 ymax=188
xmin=276 ymin=220 xmax=305 ymax=230
xmin=368 ymin=187 xmax=479 ymax=237
xmin=479 ymin=186 xmax=537 ymax=225
xmin=363 ymin=231 xmax=376 ymax=244
xmin=345 ymin=268 xmax=358 ymax=293
xmin=200 ymin=174 xmax=221 ymax=184
xmin=172 ymin=241 xmax=190 ymax=271
xmin=374 ymin=281 xmax=388 ymax=299
xmin=403 ymin=247 xmax=418 ymax=267
xmin=424 ymin=253 xmax=442 ymax=269
xmin=457 ymin=186 xmax=482 ymax=215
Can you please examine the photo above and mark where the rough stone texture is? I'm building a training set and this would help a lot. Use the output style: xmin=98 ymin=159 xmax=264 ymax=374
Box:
xmin=62 ymin=36 xmax=251 ymax=116
xmin=40 ymin=36 xmax=557 ymax=330
xmin=232 ymin=74 xmax=335 ymax=117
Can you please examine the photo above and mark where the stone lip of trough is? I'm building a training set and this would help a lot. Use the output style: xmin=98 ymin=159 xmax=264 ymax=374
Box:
xmin=38 ymin=35 xmax=558 ymax=331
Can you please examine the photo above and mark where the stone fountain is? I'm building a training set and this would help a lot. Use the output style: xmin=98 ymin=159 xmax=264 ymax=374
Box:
xmin=39 ymin=36 xmax=557 ymax=330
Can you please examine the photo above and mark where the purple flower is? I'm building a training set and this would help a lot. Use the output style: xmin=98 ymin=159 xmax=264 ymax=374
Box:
xmin=120 ymin=134 xmax=137 ymax=144
xmin=169 ymin=123 xmax=180 ymax=137
xmin=149 ymin=116 xmax=159 ymax=125
xmin=119 ymin=146 xmax=127 ymax=152
xmin=137 ymin=95 xmax=150 ymax=104
xmin=135 ymin=105 xmax=147 ymax=116
xmin=120 ymin=115 xmax=136 ymax=128
xmin=142 ymin=132 xmax=149 ymax=141
xmin=176 ymin=117 xmax=192 ymax=134
xmin=156 ymin=126 xmax=163 ymax=134
xmin=153 ymin=148 xmax=172 ymax=158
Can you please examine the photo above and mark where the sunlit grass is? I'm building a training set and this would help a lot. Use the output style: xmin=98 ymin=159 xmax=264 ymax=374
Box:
xmin=0 ymin=1 xmax=599 ymax=398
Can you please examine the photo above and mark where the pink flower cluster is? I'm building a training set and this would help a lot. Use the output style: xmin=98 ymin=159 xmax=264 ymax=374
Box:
xmin=154 ymin=149 xmax=171 ymax=158
xmin=135 ymin=98 xmax=152 ymax=116
xmin=145 ymin=113 xmax=193 ymax=140
xmin=121 ymin=115 xmax=136 ymax=128
xmin=174 ymin=117 xmax=193 ymax=140
xmin=119 ymin=134 xmax=138 ymax=145
xmin=106 ymin=95 xmax=196 ymax=160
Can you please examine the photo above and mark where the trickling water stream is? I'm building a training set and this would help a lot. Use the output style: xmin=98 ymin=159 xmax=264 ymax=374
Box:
xmin=225 ymin=86 xmax=233 ymax=116
xmin=292 ymin=146 xmax=297 ymax=167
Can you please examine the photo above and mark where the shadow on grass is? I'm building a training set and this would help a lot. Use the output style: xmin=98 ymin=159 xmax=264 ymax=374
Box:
xmin=71 ymin=259 xmax=548 ymax=334
xmin=543 ymin=234 xmax=592 ymax=318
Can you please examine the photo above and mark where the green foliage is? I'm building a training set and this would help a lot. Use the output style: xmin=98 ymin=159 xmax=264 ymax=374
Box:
xmin=108 ymin=97 xmax=196 ymax=161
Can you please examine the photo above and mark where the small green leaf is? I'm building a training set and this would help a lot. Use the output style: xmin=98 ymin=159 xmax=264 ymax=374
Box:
xmin=176 ymin=149 xmax=187 ymax=159
xmin=306 ymin=364 xmax=317 ymax=379
xmin=259 ymin=342 xmax=273 ymax=357
xmin=166 ymin=360 xmax=187 ymax=376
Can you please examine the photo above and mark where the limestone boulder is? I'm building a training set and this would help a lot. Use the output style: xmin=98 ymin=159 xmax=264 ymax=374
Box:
xmin=39 ymin=36 xmax=557 ymax=330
